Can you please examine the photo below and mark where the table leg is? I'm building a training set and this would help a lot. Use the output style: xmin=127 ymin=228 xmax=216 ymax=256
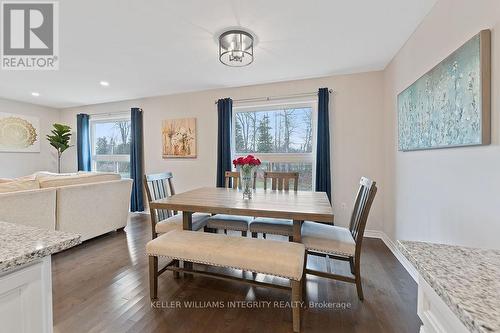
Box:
xmin=183 ymin=211 xmax=193 ymax=230
xmin=182 ymin=211 xmax=193 ymax=277
xmin=293 ymin=220 xmax=303 ymax=243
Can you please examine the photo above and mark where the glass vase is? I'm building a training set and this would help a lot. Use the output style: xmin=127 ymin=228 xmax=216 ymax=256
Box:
xmin=239 ymin=165 xmax=256 ymax=199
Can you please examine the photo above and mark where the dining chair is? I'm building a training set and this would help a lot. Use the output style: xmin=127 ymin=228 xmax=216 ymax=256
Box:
xmin=144 ymin=172 xmax=210 ymax=239
xmin=206 ymin=171 xmax=255 ymax=236
xmin=301 ymin=177 xmax=377 ymax=300
xmin=249 ymin=171 xmax=300 ymax=241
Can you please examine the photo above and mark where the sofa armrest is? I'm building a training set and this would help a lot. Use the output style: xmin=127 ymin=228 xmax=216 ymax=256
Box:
xmin=56 ymin=179 xmax=133 ymax=241
xmin=0 ymin=188 xmax=56 ymax=230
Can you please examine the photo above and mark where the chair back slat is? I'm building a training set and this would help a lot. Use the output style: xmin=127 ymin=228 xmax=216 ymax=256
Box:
xmin=225 ymin=171 xmax=239 ymax=189
xmin=167 ymin=178 xmax=176 ymax=196
xmin=272 ymin=177 xmax=278 ymax=190
xmin=348 ymin=177 xmax=377 ymax=245
xmin=158 ymin=179 xmax=165 ymax=198
xmin=225 ymin=171 xmax=256 ymax=189
xmin=144 ymin=172 xmax=176 ymax=222
xmin=264 ymin=172 xmax=299 ymax=191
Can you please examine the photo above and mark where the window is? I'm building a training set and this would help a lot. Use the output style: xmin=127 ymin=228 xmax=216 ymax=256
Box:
xmin=232 ymin=102 xmax=316 ymax=190
xmin=90 ymin=114 xmax=131 ymax=178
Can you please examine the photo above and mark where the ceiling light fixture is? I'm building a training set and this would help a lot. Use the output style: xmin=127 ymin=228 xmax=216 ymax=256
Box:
xmin=219 ymin=30 xmax=254 ymax=67
xmin=31 ymin=92 xmax=40 ymax=97
xmin=100 ymin=81 xmax=110 ymax=87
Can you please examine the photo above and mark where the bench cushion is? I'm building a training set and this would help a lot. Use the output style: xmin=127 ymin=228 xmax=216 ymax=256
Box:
xmin=155 ymin=213 xmax=209 ymax=234
xmin=301 ymin=222 xmax=355 ymax=256
xmin=146 ymin=230 xmax=305 ymax=280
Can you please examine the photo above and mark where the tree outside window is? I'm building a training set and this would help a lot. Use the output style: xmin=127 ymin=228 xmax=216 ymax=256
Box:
xmin=233 ymin=106 xmax=315 ymax=190
xmin=91 ymin=117 xmax=131 ymax=178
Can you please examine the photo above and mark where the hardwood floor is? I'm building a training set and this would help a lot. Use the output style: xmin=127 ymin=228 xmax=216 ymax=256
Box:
xmin=52 ymin=213 xmax=420 ymax=333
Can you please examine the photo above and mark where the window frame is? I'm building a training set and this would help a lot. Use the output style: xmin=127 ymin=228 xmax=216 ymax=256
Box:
xmin=232 ymin=99 xmax=318 ymax=189
xmin=89 ymin=113 xmax=131 ymax=177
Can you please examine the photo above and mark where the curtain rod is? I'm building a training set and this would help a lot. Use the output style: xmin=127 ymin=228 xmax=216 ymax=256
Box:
xmin=87 ymin=110 xmax=130 ymax=117
xmin=214 ymin=89 xmax=333 ymax=105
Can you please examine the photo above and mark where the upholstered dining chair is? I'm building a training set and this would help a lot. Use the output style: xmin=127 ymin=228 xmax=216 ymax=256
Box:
xmin=206 ymin=171 xmax=255 ymax=236
xmin=144 ymin=172 xmax=210 ymax=239
xmin=249 ymin=171 xmax=299 ymax=241
xmin=301 ymin=177 xmax=377 ymax=300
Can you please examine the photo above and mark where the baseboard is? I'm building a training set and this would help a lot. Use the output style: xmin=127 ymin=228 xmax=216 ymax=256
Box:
xmin=364 ymin=229 xmax=418 ymax=282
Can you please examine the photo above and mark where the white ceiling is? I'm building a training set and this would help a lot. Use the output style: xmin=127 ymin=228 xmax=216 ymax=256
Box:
xmin=0 ymin=0 xmax=436 ymax=108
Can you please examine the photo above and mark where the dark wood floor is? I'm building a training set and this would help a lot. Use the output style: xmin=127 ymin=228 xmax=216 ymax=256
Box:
xmin=51 ymin=214 xmax=420 ymax=333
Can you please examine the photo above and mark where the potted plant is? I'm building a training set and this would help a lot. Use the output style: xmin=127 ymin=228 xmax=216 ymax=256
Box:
xmin=233 ymin=155 xmax=261 ymax=199
xmin=46 ymin=123 xmax=72 ymax=173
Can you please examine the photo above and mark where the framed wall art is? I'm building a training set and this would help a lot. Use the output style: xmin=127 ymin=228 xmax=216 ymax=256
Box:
xmin=398 ymin=30 xmax=491 ymax=151
xmin=162 ymin=117 xmax=197 ymax=158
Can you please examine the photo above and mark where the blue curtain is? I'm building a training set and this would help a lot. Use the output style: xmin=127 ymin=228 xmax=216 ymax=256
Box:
xmin=216 ymin=98 xmax=232 ymax=187
xmin=315 ymin=88 xmax=332 ymax=202
xmin=76 ymin=114 xmax=91 ymax=171
xmin=130 ymin=107 xmax=144 ymax=212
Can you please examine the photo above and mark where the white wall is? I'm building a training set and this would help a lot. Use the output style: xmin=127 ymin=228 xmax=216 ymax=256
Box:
xmin=0 ymin=98 xmax=60 ymax=178
xmin=60 ymin=71 xmax=386 ymax=229
xmin=383 ymin=0 xmax=500 ymax=249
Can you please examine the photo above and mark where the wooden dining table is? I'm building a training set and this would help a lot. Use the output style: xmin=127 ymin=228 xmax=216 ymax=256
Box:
xmin=149 ymin=186 xmax=334 ymax=242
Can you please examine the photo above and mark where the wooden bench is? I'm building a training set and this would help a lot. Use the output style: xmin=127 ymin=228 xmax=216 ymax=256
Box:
xmin=146 ymin=229 xmax=306 ymax=332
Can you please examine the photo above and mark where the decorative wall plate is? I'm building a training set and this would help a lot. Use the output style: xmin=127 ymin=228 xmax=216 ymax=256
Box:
xmin=0 ymin=113 xmax=40 ymax=152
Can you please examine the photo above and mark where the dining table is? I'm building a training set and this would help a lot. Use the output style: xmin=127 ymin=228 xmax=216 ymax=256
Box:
xmin=149 ymin=186 xmax=334 ymax=242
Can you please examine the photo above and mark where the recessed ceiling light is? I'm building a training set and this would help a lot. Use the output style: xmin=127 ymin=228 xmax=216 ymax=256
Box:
xmin=31 ymin=92 xmax=40 ymax=97
xmin=100 ymin=81 xmax=110 ymax=87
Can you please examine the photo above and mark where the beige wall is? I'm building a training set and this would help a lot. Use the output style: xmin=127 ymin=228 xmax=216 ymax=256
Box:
xmin=0 ymin=97 xmax=60 ymax=178
xmin=5 ymin=0 xmax=499 ymax=249
xmin=60 ymin=71 xmax=385 ymax=229
xmin=383 ymin=0 xmax=500 ymax=249
xmin=5 ymin=0 xmax=499 ymax=250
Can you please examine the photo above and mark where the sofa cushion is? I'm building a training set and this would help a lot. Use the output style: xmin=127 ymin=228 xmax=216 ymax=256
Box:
xmin=38 ymin=172 xmax=121 ymax=188
xmin=0 ymin=179 xmax=40 ymax=193
xmin=14 ymin=171 xmax=78 ymax=182
xmin=35 ymin=171 xmax=78 ymax=179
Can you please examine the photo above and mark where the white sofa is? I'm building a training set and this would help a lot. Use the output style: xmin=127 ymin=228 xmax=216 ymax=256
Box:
xmin=0 ymin=172 xmax=133 ymax=241
xmin=0 ymin=187 xmax=56 ymax=231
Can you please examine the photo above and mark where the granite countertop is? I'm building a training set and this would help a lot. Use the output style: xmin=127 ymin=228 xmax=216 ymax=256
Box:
xmin=0 ymin=221 xmax=81 ymax=273
xmin=398 ymin=240 xmax=500 ymax=333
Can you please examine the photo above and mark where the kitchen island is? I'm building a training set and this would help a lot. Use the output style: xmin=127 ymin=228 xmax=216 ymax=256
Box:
xmin=398 ymin=240 xmax=500 ymax=333
xmin=0 ymin=221 xmax=80 ymax=333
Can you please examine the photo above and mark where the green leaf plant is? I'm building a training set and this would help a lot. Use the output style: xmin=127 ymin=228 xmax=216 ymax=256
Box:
xmin=46 ymin=123 xmax=72 ymax=173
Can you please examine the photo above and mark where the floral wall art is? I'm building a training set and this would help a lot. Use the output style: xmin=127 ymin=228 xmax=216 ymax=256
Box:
xmin=0 ymin=112 xmax=40 ymax=152
xmin=398 ymin=30 xmax=491 ymax=151
xmin=162 ymin=117 xmax=197 ymax=158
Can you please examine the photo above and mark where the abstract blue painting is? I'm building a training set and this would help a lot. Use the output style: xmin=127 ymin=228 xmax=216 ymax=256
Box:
xmin=398 ymin=31 xmax=490 ymax=151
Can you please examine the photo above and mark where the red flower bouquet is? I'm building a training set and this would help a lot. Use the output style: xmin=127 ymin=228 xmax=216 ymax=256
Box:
xmin=233 ymin=155 xmax=261 ymax=199
xmin=233 ymin=154 xmax=261 ymax=167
